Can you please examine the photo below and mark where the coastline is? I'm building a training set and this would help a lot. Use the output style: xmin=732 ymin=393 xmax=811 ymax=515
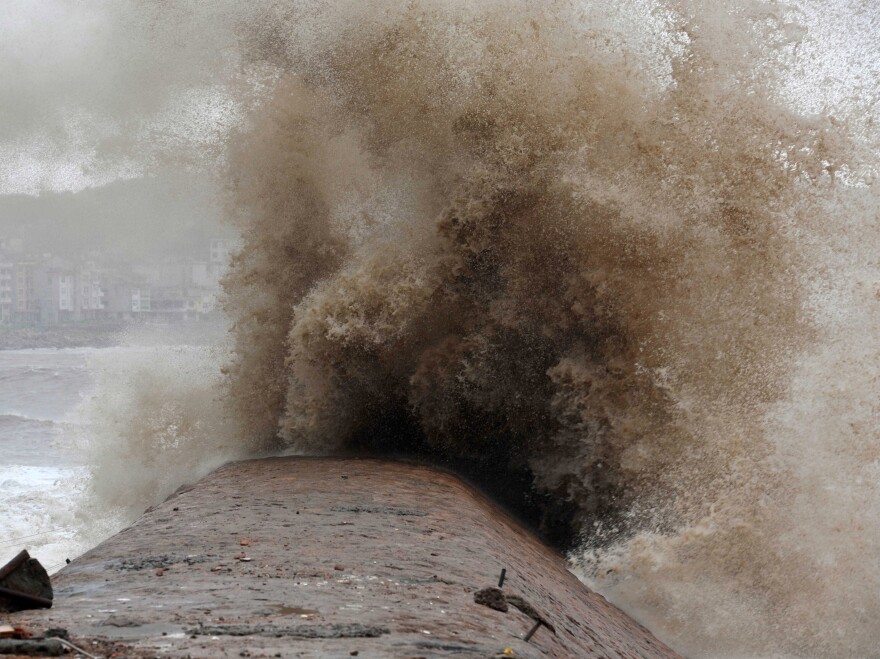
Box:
xmin=0 ymin=320 xmax=228 ymax=351
xmin=0 ymin=324 xmax=126 ymax=351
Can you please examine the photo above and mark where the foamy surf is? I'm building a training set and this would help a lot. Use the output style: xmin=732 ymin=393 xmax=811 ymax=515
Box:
xmin=0 ymin=345 xmax=232 ymax=576
xmin=0 ymin=465 xmax=88 ymax=573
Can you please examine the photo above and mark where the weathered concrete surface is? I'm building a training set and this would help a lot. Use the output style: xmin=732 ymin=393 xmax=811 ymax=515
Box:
xmin=10 ymin=457 xmax=679 ymax=657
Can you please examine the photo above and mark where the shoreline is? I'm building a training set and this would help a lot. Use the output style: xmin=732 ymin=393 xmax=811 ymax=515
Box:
xmin=0 ymin=320 xmax=228 ymax=351
xmin=0 ymin=324 xmax=126 ymax=351
xmin=7 ymin=457 xmax=678 ymax=657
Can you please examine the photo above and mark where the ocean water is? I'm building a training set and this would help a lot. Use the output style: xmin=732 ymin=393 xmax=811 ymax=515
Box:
xmin=0 ymin=348 xmax=96 ymax=573
xmin=0 ymin=341 xmax=232 ymax=575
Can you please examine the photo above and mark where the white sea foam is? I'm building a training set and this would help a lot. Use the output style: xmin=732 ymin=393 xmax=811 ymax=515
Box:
xmin=0 ymin=465 xmax=88 ymax=573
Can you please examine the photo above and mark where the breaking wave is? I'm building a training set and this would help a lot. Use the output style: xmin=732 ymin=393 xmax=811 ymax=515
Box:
xmin=217 ymin=1 xmax=880 ymax=655
xmin=78 ymin=1 xmax=879 ymax=656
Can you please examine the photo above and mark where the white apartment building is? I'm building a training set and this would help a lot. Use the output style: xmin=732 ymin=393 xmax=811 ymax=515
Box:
xmin=13 ymin=262 xmax=38 ymax=323
xmin=130 ymin=288 xmax=151 ymax=313
xmin=0 ymin=261 xmax=12 ymax=323
xmin=58 ymin=275 xmax=75 ymax=312
xmin=79 ymin=264 xmax=105 ymax=316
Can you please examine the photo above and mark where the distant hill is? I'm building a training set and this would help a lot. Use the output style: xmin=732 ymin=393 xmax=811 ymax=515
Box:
xmin=0 ymin=173 xmax=237 ymax=263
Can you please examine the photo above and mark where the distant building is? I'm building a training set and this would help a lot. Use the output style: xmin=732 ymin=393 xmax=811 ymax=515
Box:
xmin=98 ymin=272 xmax=141 ymax=321
xmin=210 ymin=239 xmax=233 ymax=265
xmin=0 ymin=238 xmax=232 ymax=325
xmin=0 ymin=260 xmax=12 ymax=323
xmin=35 ymin=260 xmax=78 ymax=324
xmin=131 ymin=287 xmax=150 ymax=314
xmin=0 ymin=258 xmax=14 ymax=324
xmin=78 ymin=263 xmax=106 ymax=318
xmin=13 ymin=262 xmax=38 ymax=324
xmin=191 ymin=239 xmax=235 ymax=291
xmin=58 ymin=274 xmax=75 ymax=312
xmin=192 ymin=290 xmax=218 ymax=315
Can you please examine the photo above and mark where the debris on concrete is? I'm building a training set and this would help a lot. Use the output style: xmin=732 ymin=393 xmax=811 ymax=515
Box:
xmin=190 ymin=623 xmax=389 ymax=639
xmin=506 ymin=595 xmax=555 ymax=633
xmin=111 ymin=553 xmax=209 ymax=571
xmin=101 ymin=614 xmax=144 ymax=628
xmin=474 ymin=584 xmax=557 ymax=643
xmin=43 ymin=628 xmax=68 ymax=640
xmin=0 ymin=551 xmax=52 ymax=613
xmin=330 ymin=505 xmax=427 ymax=516
xmin=0 ymin=637 xmax=64 ymax=656
xmin=474 ymin=587 xmax=508 ymax=612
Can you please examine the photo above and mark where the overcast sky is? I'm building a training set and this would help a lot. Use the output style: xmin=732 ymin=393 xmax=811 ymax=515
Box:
xmin=0 ymin=0 xmax=250 ymax=195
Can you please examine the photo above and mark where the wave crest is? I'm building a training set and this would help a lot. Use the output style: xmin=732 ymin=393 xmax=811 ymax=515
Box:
xmin=219 ymin=2 xmax=878 ymax=655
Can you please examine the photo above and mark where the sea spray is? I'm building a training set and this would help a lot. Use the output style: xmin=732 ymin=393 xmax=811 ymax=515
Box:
xmin=218 ymin=1 xmax=879 ymax=656
xmin=83 ymin=345 xmax=249 ymax=520
xmin=68 ymin=1 xmax=880 ymax=656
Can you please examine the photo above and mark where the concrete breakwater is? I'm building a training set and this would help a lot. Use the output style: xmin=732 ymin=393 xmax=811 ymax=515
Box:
xmin=8 ymin=457 xmax=679 ymax=657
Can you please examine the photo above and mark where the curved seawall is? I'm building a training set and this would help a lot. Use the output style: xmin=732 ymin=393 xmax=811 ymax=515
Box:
xmin=9 ymin=457 xmax=678 ymax=657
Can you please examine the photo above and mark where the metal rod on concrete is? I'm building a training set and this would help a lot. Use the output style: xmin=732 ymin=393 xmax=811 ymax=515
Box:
xmin=524 ymin=620 xmax=543 ymax=642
